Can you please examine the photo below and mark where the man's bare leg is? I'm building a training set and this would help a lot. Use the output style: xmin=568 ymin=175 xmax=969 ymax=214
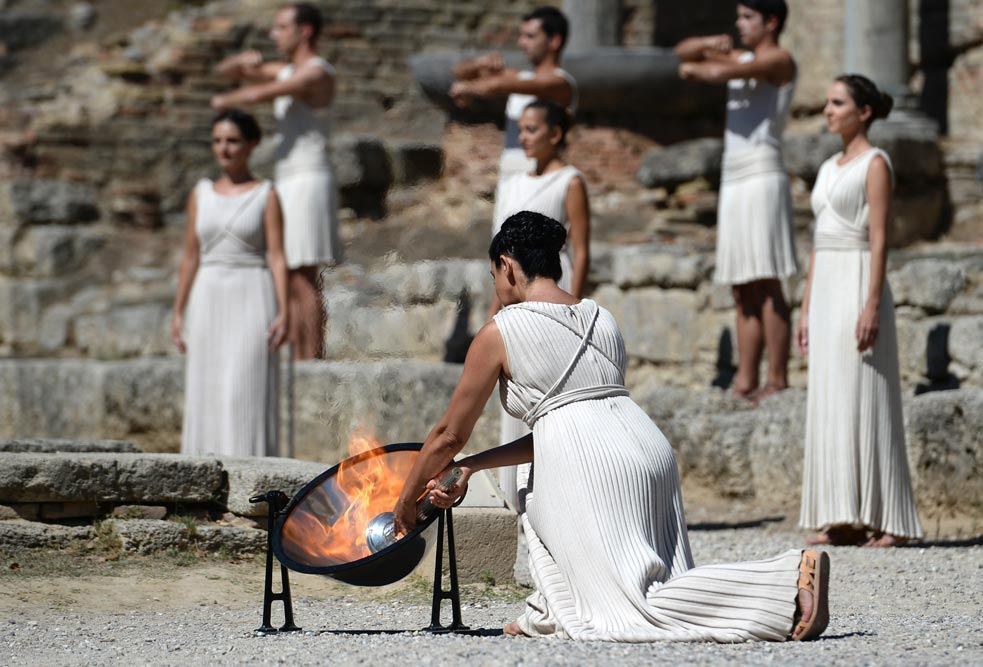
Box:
xmin=288 ymin=266 xmax=325 ymax=360
xmin=757 ymin=278 xmax=791 ymax=400
xmin=732 ymin=283 xmax=764 ymax=399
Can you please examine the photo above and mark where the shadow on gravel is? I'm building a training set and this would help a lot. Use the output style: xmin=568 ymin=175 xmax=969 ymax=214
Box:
xmin=905 ymin=535 xmax=983 ymax=548
xmin=320 ymin=629 xmax=503 ymax=637
xmin=820 ymin=631 xmax=875 ymax=641
xmin=687 ymin=516 xmax=786 ymax=532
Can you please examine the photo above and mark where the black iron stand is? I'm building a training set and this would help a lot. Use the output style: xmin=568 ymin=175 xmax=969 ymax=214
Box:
xmin=424 ymin=508 xmax=469 ymax=633
xmin=251 ymin=490 xmax=302 ymax=636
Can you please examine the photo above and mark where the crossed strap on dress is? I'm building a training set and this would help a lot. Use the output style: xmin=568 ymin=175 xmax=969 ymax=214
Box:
xmin=515 ymin=301 xmax=629 ymax=427
xmin=200 ymin=182 xmax=269 ymax=268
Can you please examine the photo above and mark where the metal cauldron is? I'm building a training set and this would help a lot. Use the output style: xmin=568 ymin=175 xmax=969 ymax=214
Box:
xmin=271 ymin=442 xmax=440 ymax=586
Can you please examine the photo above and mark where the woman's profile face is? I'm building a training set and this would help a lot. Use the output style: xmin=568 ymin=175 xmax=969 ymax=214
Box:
xmin=519 ymin=108 xmax=561 ymax=162
xmin=211 ymin=120 xmax=255 ymax=172
xmin=823 ymin=81 xmax=868 ymax=135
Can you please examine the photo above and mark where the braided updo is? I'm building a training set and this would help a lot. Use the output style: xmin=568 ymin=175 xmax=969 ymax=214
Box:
xmin=489 ymin=211 xmax=567 ymax=282
xmin=836 ymin=74 xmax=894 ymax=127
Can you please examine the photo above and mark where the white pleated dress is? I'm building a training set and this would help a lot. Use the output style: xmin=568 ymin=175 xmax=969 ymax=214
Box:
xmin=495 ymin=299 xmax=802 ymax=641
xmin=492 ymin=164 xmax=585 ymax=511
xmin=273 ymin=56 xmax=341 ymax=269
xmin=181 ymin=179 xmax=279 ymax=457
xmin=799 ymin=149 xmax=923 ymax=538
xmin=714 ymin=52 xmax=798 ymax=285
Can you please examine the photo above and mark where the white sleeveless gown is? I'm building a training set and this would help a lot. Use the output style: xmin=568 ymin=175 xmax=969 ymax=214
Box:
xmin=799 ymin=149 xmax=923 ymax=538
xmin=492 ymin=164 xmax=585 ymax=510
xmin=495 ymin=300 xmax=801 ymax=641
xmin=181 ymin=179 xmax=279 ymax=457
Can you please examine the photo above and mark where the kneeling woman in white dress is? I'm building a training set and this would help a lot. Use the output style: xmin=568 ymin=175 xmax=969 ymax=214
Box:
xmin=171 ymin=109 xmax=290 ymax=457
xmin=394 ymin=212 xmax=830 ymax=642
xmin=797 ymin=75 xmax=923 ymax=547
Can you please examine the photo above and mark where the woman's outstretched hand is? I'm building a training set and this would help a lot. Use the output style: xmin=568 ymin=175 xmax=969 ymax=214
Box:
xmin=425 ymin=465 xmax=473 ymax=510
xmin=392 ymin=497 xmax=417 ymax=538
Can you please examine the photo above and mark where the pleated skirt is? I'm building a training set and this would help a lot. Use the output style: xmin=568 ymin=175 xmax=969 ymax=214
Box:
xmin=181 ymin=265 xmax=279 ymax=457
xmin=276 ymin=169 xmax=340 ymax=269
xmin=517 ymin=397 xmax=802 ymax=642
xmin=799 ymin=250 xmax=923 ymax=538
xmin=714 ymin=149 xmax=798 ymax=285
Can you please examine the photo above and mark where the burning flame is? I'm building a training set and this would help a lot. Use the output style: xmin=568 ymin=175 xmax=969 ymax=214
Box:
xmin=280 ymin=430 xmax=417 ymax=567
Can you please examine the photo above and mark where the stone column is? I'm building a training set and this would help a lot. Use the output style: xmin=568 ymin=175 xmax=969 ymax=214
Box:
xmin=843 ymin=0 xmax=913 ymax=108
xmin=563 ymin=0 xmax=621 ymax=53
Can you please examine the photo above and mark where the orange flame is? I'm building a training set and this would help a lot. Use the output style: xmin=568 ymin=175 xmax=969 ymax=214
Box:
xmin=280 ymin=430 xmax=417 ymax=568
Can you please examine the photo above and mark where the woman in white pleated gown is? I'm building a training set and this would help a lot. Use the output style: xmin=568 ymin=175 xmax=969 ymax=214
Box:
xmin=394 ymin=212 xmax=830 ymax=643
xmin=490 ymin=99 xmax=591 ymax=514
xmin=797 ymin=75 xmax=923 ymax=547
xmin=171 ymin=110 xmax=290 ymax=457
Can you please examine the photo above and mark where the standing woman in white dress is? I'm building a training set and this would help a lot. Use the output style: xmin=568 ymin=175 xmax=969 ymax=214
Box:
xmin=489 ymin=99 xmax=591 ymax=514
xmin=797 ymin=75 xmax=923 ymax=547
xmin=394 ymin=213 xmax=830 ymax=643
xmin=677 ymin=0 xmax=798 ymax=401
xmin=171 ymin=110 xmax=289 ymax=457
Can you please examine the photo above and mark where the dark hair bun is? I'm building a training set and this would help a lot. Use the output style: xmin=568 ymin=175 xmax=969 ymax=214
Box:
xmin=488 ymin=211 xmax=567 ymax=281
xmin=835 ymin=74 xmax=893 ymax=127
xmin=874 ymin=91 xmax=894 ymax=120
xmin=211 ymin=108 xmax=262 ymax=143
xmin=501 ymin=211 xmax=566 ymax=253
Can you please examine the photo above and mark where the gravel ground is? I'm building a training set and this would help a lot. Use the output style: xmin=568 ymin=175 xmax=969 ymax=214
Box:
xmin=1 ymin=526 xmax=980 ymax=666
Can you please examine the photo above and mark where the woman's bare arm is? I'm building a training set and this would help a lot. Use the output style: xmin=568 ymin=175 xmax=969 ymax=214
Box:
xmin=393 ymin=321 xmax=506 ymax=531
xmin=216 ymin=50 xmax=285 ymax=82
xmin=564 ymin=174 xmax=591 ymax=299
xmin=170 ymin=190 xmax=200 ymax=353
xmin=263 ymin=189 xmax=290 ymax=350
xmin=857 ymin=155 xmax=892 ymax=352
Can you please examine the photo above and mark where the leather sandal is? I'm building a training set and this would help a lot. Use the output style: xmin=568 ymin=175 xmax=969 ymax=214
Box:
xmin=792 ymin=549 xmax=830 ymax=641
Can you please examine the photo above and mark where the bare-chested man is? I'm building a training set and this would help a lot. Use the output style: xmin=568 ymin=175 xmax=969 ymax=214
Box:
xmin=213 ymin=2 xmax=338 ymax=360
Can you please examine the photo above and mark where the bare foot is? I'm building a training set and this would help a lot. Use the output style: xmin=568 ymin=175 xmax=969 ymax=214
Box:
xmin=792 ymin=588 xmax=814 ymax=640
xmin=863 ymin=532 xmax=909 ymax=548
xmin=732 ymin=384 xmax=758 ymax=403
xmin=751 ymin=384 xmax=787 ymax=404
xmin=503 ymin=621 xmax=527 ymax=637
xmin=806 ymin=525 xmax=867 ymax=546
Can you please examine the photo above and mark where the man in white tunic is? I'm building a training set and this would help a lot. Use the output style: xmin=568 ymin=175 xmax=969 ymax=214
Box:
xmin=676 ymin=0 xmax=798 ymax=402
xmin=213 ymin=2 xmax=339 ymax=360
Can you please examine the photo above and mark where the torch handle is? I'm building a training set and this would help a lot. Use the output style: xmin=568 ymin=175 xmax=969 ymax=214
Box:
xmin=415 ymin=466 xmax=463 ymax=522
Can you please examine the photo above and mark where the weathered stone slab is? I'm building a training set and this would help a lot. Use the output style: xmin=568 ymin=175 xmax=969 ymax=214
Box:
xmin=74 ymin=302 xmax=172 ymax=359
xmin=889 ymin=259 xmax=967 ymax=313
xmin=0 ymin=438 xmax=140 ymax=453
xmin=106 ymin=518 xmax=188 ymax=555
xmin=905 ymin=388 xmax=983 ymax=519
xmin=637 ymin=138 xmax=722 ymax=189
xmin=0 ymin=520 xmax=94 ymax=550
xmin=222 ymin=457 xmax=328 ymax=517
xmin=448 ymin=507 xmax=516 ymax=586
xmin=0 ymin=453 xmax=223 ymax=504
xmin=593 ymin=285 xmax=702 ymax=363
xmin=193 ymin=525 xmax=267 ymax=556
xmin=0 ymin=180 xmax=98 ymax=225
xmin=608 ymin=246 xmax=710 ymax=290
